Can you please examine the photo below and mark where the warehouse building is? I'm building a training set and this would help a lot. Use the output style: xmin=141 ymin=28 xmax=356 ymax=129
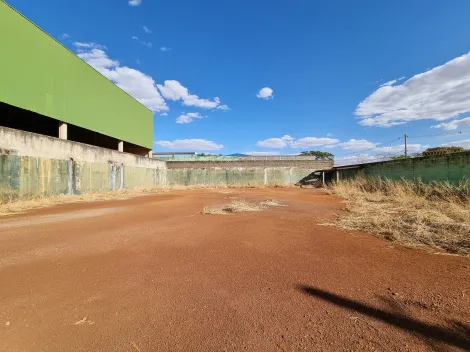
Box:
xmin=0 ymin=1 xmax=153 ymax=157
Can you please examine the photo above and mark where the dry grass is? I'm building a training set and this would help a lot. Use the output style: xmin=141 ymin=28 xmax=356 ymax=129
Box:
xmin=0 ymin=185 xmax=236 ymax=216
xmin=0 ymin=187 xmax=169 ymax=216
xmin=203 ymin=198 xmax=284 ymax=215
xmin=260 ymin=199 xmax=285 ymax=207
xmin=0 ymin=184 xmax=291 ymax=216
xmin=328 ymin=178 xmax=470 ymax=256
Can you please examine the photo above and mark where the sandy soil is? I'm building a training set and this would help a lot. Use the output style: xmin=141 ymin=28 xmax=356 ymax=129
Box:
xmin=0 ymin=188 xmax=469 ymax=351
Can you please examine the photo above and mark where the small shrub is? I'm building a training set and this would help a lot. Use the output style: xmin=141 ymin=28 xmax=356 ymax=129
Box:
xmin=203 ymin=199 xmax=284 ymax=215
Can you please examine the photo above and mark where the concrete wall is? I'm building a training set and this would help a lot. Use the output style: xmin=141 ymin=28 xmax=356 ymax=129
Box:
xmin=166 ymin=159 xmax=333 ymax=169
xmin=165 ymin=167 xmax=317 ymax=187
xmin=157 ymin=155 xmax=328 ymax=161
xmin=0 ymin=157 xmax=315 ymax=201
xmin=0 ymin=127 xmax=165 ymax=168
xmin=0 ymin=127 xmax=166 ymax=201
xmin=336 ymin=152 xmax=470 ymax=184
xmin=0 ymin=154 xmax=169 ymax=202
xmin=164 ymin=158 xmax=332 ymax=187
xmin=0 ymin=127 xmax=331 ymax=201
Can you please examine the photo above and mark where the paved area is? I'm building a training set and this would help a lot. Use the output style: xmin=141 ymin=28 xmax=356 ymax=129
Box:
xmin=0 ymin=188 xmax=469 ymax=351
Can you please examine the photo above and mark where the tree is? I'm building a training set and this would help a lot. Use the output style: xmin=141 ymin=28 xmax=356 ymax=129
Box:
xmin=299 ymin=151 xmax=334 ymax=160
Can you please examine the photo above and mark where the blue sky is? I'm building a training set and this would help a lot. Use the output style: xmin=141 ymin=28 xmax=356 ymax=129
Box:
xmin=8 ymin=0 xmax=470 ymax=164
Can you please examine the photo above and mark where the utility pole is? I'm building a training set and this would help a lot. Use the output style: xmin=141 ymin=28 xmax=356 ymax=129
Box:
xmin=404 ymin=134 xmax=408 ymax=158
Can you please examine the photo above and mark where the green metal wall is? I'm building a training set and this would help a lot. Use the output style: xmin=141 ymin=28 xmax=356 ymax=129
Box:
xmin=338 ymin=152 xmax=470 ymax=184
xmin=0 ymin=2 xmax=153 ymax=149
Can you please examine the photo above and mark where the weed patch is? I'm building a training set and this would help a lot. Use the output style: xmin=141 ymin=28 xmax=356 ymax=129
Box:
xmin=327 ymin=178 xmax=470 ymax=256
xmin=203 ymin=198 xmax=284 ymax=215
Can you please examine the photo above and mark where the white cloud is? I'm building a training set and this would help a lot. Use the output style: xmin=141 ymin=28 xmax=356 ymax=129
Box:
xmin=281 ymin=135 xmax=294 ymax=141
xmin=157 ymin=80 xmax=228 ymax=110
xmin=155 ymin=139 xmax=223 ymax=151
xmin=356 ymin=52 xmax=470 ymax=127
xmin=339 ymin=139 xmax=378 ymax=151
xmin=375 ymin=144 xmax=422 ymax=154
xmin=160 ymin=47 xmax=172 ymax=52
xmin=433 ymin=117 xmax=470 ymax=130
xmin=132 ymin=36 xmax=152 ymax=47
xmin=73 ymin=42 xmax=105 ymax=49
xmin=327 ymin=133 xmax=333 ymax=137
xmin=379 ymin=77 xmax=405 ymax=87
xmin=176 ymin=112 xmax=206 ymax=124
xmin=143 ymin=25 xmax=152 ymax=34
xmin=244 ymin=151 xmax=281 ymax=156
xmin=379 ymin=79 xmax=398 ymax=87
xmin=128 ymin=0 xmax=142 ymax=6
xmin=256 ymin=135 xmax=294 ymax=148
xmin=256 ymin=135 xmax=338 ymax=149
xmin=334 ymin=154 xmax=378 ymax=166
xmin=441 ymin=139 xmax=470 ymax=148
xmin=74 ymin=42 xmax=167 ymax=112
xmin=160 ymin=112 xmax=168 ymax=116
xmin=290 ymin=137 xmax=339 ymax=148
xmin=256 ymin=87 xmax=274 ymax=100
xmin=257 ymin=138 xmax=288 ymax=148
xmin=60 ymin=33 xmax=70 ymax=40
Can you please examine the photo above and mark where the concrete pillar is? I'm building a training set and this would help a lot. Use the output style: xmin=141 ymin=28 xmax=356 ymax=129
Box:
xmin=148 ymin=150 xmax=153 ymax=158
xmin=58 ymin=122 xmax=67 ymax=140
xmin=120 ymin=164 xmax=124 ymax=189
xmin=118 ymin=141 xmax=124 ymax=152
xmin=67 ymin=158 xmax=73 ymax=195
xmin=336 ymin=170 xmax=340 ymax=183
xmin=322 ymin=171 xmax=325 ymax=187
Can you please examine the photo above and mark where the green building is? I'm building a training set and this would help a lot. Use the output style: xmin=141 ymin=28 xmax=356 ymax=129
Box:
xmin=0 ymin=1 xmax=153 ymax=156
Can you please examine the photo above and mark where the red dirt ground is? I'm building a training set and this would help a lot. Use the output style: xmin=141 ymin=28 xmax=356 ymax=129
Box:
xmin=0 ymin=188 xmax=469 ymax=351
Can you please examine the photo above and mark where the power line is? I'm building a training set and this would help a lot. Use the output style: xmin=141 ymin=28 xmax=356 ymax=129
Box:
xmin=335 ymin=150 xmax=405 ymax=167
xmin=407 ymin=129 xmax=470 ymax=139
xmin=334 ymin=127 xmax=470 ymax=163
xmin=338 ymin=128 xmax=470 ymax=158
xmin=340 ymin=137 xmax=402 ymax=156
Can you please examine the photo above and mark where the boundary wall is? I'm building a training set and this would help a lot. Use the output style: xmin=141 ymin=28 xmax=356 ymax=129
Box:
xmin=165 ymin=167 xmax=321 ymax=187
xmin=0 ymin=127 xmax=165 ymax=201
xmin=332 ymin=152 xmax=470 ymax=185
xmin=166 ymin=159 xmax=332 ymax=169
xmin=0 ymin=127 xmax=332 ymax=201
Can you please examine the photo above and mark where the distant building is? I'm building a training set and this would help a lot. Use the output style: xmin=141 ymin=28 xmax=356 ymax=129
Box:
xmin=0 ymin=2 xmax=153 ymax=156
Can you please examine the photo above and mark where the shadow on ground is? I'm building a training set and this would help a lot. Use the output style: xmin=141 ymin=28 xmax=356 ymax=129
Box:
xmin=297 ymin=284 xmax=470 ymax=350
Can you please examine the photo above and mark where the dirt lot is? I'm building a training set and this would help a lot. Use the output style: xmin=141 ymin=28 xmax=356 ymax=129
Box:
xmin=0 ymin=188 xmax=469 ymax=351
